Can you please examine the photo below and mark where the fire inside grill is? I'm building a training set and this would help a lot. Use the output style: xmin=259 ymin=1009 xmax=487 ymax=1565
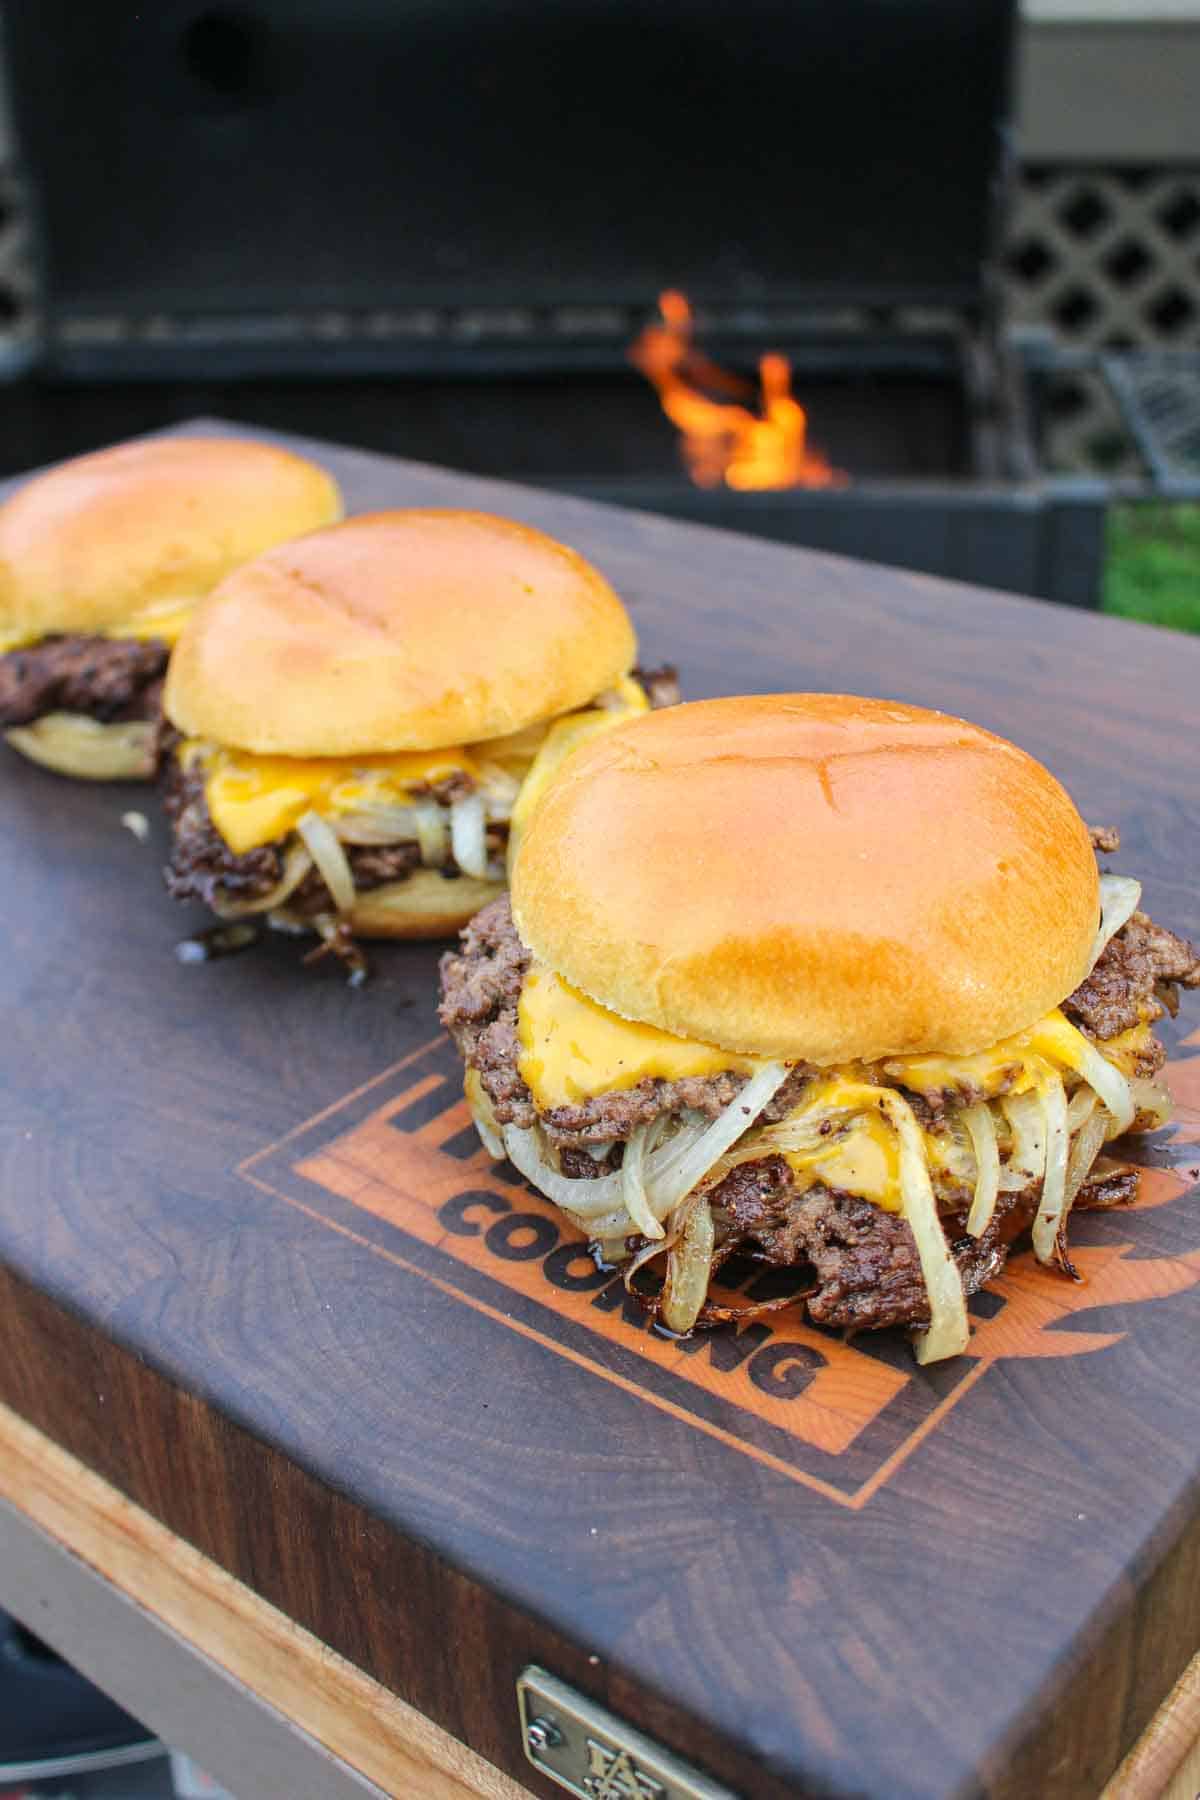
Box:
xmin=629 ymin=291 xmax=846 ymax=492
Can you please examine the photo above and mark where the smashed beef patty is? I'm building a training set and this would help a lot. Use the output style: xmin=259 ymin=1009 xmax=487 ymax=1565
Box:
xmin=0 ymin=634 xmax=167 ymax=728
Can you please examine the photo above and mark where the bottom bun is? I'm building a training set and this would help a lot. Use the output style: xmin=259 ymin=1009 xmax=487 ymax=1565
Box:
xmin=6 ymin=712 xmax=155 ymax=781
xmin=275 ymin=869 xmax=506 ymax=941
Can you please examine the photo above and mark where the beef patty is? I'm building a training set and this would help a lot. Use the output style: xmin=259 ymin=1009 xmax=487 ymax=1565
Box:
xmin=701 ymin=1154 xmax=1137 ymax=1331
xmin=0 ymin=634 xmax=168 ymax=729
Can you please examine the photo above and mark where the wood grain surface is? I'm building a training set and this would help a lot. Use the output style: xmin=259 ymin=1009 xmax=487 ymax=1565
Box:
xmin=0 ymin=421 xmax=1198 ymax=1799
xmin=1104 ymin=1653 xmax=1200 ymax=1798
xmin=0 ymin=1398 xmax=530 ymax=1800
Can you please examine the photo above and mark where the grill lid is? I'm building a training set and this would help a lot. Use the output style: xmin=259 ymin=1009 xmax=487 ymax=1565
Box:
xmin=10 ymin=0 xmax=1016 ymax=338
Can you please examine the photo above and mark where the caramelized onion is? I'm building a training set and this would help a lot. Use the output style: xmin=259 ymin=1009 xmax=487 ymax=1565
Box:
xmin=644 ymin=1063 xmax=790 ymax=1216
xmin=1063 ymin=1097 xmax=1107 ymax=1219
xmin=875 ymin=1090 xmax=969 ymax=1364
xmin=1067 ymin=1086 xmax=1099 ymax=1132
xmin=212 ymin=845 xmax=313 ymax=918
xmin=1090 ymin=874 xmax=1142 ymax=972
xmin=1127 ymin=1074 xmax=1174 ymax=1131
xmin=450 ymin=791 xmax=488 ymax=878
xmin=297 ymin=810 xmax=356 ymax=914
xmin=1001 ymin=1091 xmax=1048 ymax=1188
xmin=1032 ymin=1074 xmax=1070 ymax=1264
xmin=475 ymin=762 xmax=521 ymax=820
xmin=6 ymin=714 xmax=155 ymax=781
xmin=412 ymin=800 xmax=450 ymax=867
xmin=963 ymin=1102 xmax=1000 ymax=1238
xmin=333 ymin=805 xmax=418 ymax=845
xmin=1030 ymin=1012 xmax=1135 ymax=1138
xmin=621 ymin=1123 xmax=664 ymax=1241
xmin=502 ymin=1124 xmax=626 ymax=1217
xmin=661 ymin=1198 xmax=715 ymax=1334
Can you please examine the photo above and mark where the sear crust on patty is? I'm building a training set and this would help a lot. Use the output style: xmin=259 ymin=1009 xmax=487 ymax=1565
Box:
xmin=1063 ymin=911 xmax=1200 ymax=1039
xmin=438 ymin=891 xmax=1196 ymax=1335
xmin=0 ymin=634 xmax=168 ymax=729
xmin=703 ymin=1154 xmax=1137 ymax=1332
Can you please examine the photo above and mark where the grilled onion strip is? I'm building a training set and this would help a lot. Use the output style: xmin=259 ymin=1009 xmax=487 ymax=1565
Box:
xmin=212 ymin=844 xmax=314 ymax=918
xmin=621 ymin=1123 xmax=663 ymax=1241
xmin=1031 ymin=1073 xmax=1071 ymax=1264
xmin=6 ymin=713 xmax=157 ymax=781
xmin=412 ymin=801 xmax=450 ymax=868
xmin=963 ymin=1102 xmax=1000 ymax=1238
xmin=870 ymin=1090 xmax=969 ymax=1364
xmin=661 ymin=1197 xmax=716 ymax=1334
xmin=1090 ymin=874 xmax=1142 ymax=971
xmin=297 ymin=809 xmax=357 ymax=915
xmin=450 ymin=791 xmax=489 ymax=878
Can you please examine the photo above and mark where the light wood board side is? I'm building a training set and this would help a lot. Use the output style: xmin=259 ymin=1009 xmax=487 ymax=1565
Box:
xmin=1103 ymin=1652 xmax=1200 ymax=1799
xmin=0 ymin=1397 xmax=531 ymax=1800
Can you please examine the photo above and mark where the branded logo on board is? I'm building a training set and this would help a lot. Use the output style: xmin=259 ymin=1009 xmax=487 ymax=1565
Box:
xmin=583 ymin=1740 xmax=665 ymax=1799
xmin=240 ymin=1031 xmax=1200 ymax=1509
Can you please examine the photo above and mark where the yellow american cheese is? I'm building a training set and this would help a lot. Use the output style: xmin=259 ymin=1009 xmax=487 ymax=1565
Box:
xmin=517 ymin=965 xmax=769 ymax=1109
xmin=107 ymin=602 xmax=198 ymax=644
xmin=0 ymin=601 xmax=198 ymax=654
xmin=515 ymin=977 xmax=1143 ymax=1218
xmin=188 ymin=742 xmax=477 ymax=855
xmin=1084 ymin=1019 xmax=1155 ymax=1076
xmin=190 ymin=675 xmax=651 ymax=857
xmin=882 ymin=1043 xmax=1033 ymax=1101
xmin=778 ymin=1092 xmax=903 ymax=1212
xmin=507 ymin=677 xmax=651 ymax=851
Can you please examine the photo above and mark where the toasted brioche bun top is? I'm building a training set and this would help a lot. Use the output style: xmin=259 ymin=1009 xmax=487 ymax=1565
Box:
xmin=165 ymin=510 xmax=637 ymax=756
xmin=0 ymin=436 xmax=342 ymax=641
xmin=512 ymin=694 xmax=1100 ymax=1063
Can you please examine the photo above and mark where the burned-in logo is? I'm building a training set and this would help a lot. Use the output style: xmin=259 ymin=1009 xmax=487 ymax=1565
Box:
xmin=241 ymin=1031 xmax=1200 ymax=1507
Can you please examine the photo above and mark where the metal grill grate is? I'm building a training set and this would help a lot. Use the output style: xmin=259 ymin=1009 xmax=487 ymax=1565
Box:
xmin=1 ymin=156 xmax=1198 ymax=483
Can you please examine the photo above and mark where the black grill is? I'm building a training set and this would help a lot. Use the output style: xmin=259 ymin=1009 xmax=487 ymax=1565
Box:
xmin=2 ymin=0 xmax=1147 ymax=606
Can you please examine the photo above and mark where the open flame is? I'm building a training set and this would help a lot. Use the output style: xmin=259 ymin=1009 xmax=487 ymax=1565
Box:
xmin=629 ymin=290 xmax=846 ymax=491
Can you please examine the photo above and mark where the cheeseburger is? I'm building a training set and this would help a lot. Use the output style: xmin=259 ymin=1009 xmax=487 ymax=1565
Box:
xmin=161 ymin=509 xmax=676 ymax=951
xmin=0 ymin=436 xmax=342 ymax=780
xmin=440 ymin=695 xmax=1199 ymax=1364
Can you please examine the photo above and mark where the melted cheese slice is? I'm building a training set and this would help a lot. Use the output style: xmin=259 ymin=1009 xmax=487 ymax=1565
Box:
xmin=780 ymin=1106 xmax=903 ymax=1211
xmin=507 ymin=677 xmax=650 ymax=853
xmin=1086 ymin=1019 xmax=1155 ymax=1076
xmin=881 ymin=1043 xmax=1036 ymax=1102
xmin=517 ymin=965 xmax=769 ymax=1109
xmin=107 ymin=601 xmax=198 ymax=645
xmin=515 ymin=972 xmax=1143 ymax=1216
xmin=190 ymin=742 xmax=477 ymax=855
xmin=0 ymin=601 xmax=199 ymax=654
xmin=191 ymin=675 xmax=650 ymax=857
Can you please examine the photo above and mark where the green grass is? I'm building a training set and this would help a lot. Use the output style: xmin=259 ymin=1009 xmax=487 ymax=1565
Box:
xmin=1103 ymin=503 xmax=1200 ymax=633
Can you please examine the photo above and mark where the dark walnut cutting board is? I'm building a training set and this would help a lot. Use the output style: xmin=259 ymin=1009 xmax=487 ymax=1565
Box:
xmin=0 ymin=422 xmax=1198 ymax=1800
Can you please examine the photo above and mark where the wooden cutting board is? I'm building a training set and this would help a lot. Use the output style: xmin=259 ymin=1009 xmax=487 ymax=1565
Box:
xmin=1 ymin=421 xmax=1198 ymax=1800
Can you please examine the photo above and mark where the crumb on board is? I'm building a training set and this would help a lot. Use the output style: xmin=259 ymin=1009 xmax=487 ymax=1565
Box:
xmin=120 ymin=810 xmax=150 ymax=843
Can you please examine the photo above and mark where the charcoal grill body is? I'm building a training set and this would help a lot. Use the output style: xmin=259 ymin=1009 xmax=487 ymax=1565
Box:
xmin=3 ymin=0 xmax=1108 ymax=607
